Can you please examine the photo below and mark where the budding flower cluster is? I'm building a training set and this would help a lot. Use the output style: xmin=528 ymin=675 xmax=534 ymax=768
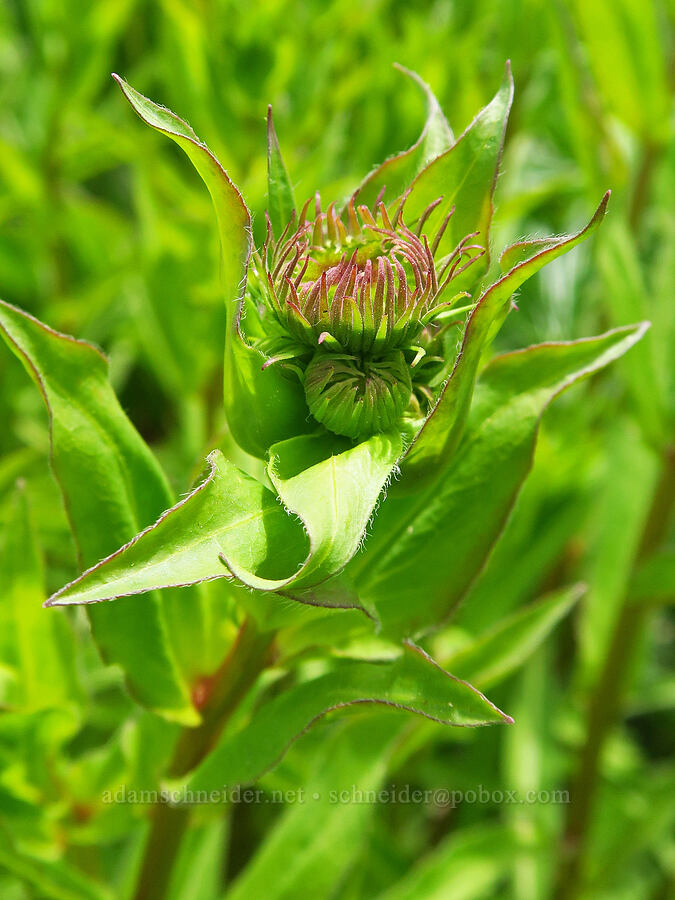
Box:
xmin=250 ymin=192 xmax=484 ymax=439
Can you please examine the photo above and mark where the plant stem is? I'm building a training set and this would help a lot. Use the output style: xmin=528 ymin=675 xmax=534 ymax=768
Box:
xmin=133 ymin=615 xmax=274 ymax=900
xmin=555 ymin=447 xmax=674 ymax=899
xmin=628 ymin=141 xmax=660 ymax=234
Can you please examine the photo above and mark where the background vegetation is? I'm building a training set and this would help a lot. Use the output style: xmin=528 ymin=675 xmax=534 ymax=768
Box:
xmin=0 ymin=0 xmax=673 ymax=897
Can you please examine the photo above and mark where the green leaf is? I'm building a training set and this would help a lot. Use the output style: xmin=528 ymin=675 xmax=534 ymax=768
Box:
xmin=113 ymin=74 xmax=309 ymax=458
xmin=0 ymin=300 xmax=195 ymax=724
xmin=47 ymin=432 xmax=401 ymax=607
xmin=0 ymin=483 xmax=79 ymax=711
xmin=186 ymin=643 xmax=511 ymax=795
xmin=351 ymin=65 xmax=454 ymax=209
xmin=45 ymin=451 xmax=306 ymax=607
xmin=378 ymin=824 xmax=517 ymax=900
xmin=224 ymin=430 xmax=403 ymax=592
xmin=401 ymin=62 xmax=513 ymax=286
xmin=444 ymin=584 xmax=585 ymax=689
xmin=225 ymin=714 xmax=401 ymax=900
xmin=402 ymin=192 xmax=611 ymax=486
xmin=266 ymin=106 xmax=296 ymax=235
xmin=351 ymin=323 xmax=649 ymax=637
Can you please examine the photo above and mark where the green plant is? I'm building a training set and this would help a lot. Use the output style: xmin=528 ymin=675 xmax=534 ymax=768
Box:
xmin=0 ymin=16 xmax=670 ymax=896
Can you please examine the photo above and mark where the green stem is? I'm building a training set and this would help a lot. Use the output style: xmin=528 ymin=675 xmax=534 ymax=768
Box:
xmin=133 ymin=615 xmax=274 ymax=900
xmin=555 ymin=447 xmax=674 ymax=899
xmin=628 ymin=141 xmax=661 ymax=234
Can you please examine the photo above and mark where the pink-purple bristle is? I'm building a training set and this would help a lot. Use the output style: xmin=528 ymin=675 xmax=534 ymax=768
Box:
xmin=332 ymin=251 xmax=358 ymax=305
xmin=294 ymin=255 xmax=310 ymax=288
xmin=319 ymin=272 xmax=329 ymax=318
xmin=393 ymin=187 xmax=412 ymax=227
xmin=272 ymin=238 xmax=298 ymax=279
xmin=439 ymin=231 xmax=481 ymax=274
xmin=453 ymin=248 xmax=485 ymax=278
xmin=422 ymin=235 xmax=438 ymax=294
xmin=330 ymin=293 xmax=344 ymax=329
xmin=431 ymin=205 xmax=455 ymax=256
xmin=415 ymin=197 xmax=443 ymax=237
xmin=373 ymin=258 xmax=386 ymax=320
xmin=394 ymin=259 xmax=408 ymax=318
xmin=273 ymin=213 xmax=295 ymax=259
xmin=383 ymin=257 xmax=396 ymax=318
xmin=301 ymin=277 xmax=320 ymax=316
xmin=345 ymin=261 xmax=358 ymax=297
xmin=285 ymin=277 xmax=301 ymax=306
xmin=286 ymin=300 xmax=310 ymax=329
xmin=283 ymin=242 xmax=304 ymax=281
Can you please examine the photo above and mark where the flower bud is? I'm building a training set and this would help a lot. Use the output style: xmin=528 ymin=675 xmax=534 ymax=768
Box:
xmin=304 ymin=351 xmax=412 ymax=439
xmin=250 ymin=192 xmax=484 ymax=439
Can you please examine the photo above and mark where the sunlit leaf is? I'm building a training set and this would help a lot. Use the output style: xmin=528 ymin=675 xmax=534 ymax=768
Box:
xmin=0 ymin=300 xmax=196 ymax=724
xmin=378 ymin=824 xmax=516 ymax=900
xmin=186 ymin=643 xmax=512 ymax=794
xmin=351 ymin=323 xmax=648 ymax=636
xmin=47 ymin=431 xmax=401 ymax=607
xmin=114 ymin=74 xmax=310 ymax=458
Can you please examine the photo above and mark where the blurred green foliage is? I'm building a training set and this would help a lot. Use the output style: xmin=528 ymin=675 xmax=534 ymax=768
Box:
xmin=0 ymin=0 xmax=673 ymax=897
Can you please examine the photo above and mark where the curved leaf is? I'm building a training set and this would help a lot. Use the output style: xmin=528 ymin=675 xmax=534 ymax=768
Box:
xmin=47 ymin=432 xmax=400 ymax=609
xmin=114 ymin=75 xmax=309 ymax=458
xmin=46 ymin=451 xmax=307 ymax=607
xmin=186 ymin=643 xmax=512 ymax=794
xmin=0 ymin=300 xmax=196 ymax=724
xmin=222 ymin=430 xmax=402 ymax=592
xmin=403 ymin=192 xmax=610 ymax=485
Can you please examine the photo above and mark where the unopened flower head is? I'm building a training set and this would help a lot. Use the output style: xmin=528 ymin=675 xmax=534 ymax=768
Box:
xmin=249 ymin=191 xmax=484 ymax=439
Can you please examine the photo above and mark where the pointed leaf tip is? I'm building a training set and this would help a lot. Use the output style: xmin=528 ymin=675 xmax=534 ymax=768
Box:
xmin=266 ymin=104 xmax=296 ymax=235
xmin=350 ymin=65 xmax=454 ymax=209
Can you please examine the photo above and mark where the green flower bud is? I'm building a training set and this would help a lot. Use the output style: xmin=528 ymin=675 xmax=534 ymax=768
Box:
xmin=304 ymin=351 xmax=412 ymax=439
xmin=249 ymin=192 xmax=484 ymax=439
